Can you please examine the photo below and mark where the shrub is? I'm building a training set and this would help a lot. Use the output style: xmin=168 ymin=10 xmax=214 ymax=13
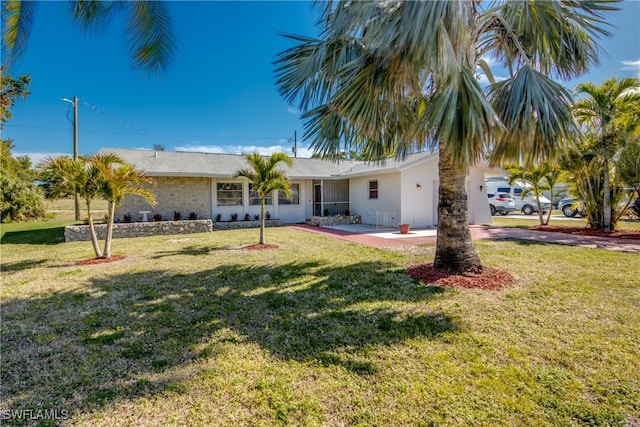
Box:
xmin=230 ymin=212 xmax=239 ymax=222
xmin=244 ymin=213 xmax=250 ymax=221
xmin=323 ymin=208 xmax=329 ymax=217
xmin=265 ymin=211 xmax=271 ymax=220
xmin=629 ymin=197 xmax=640 ymax=220
xmin=173 ymin=211 xmax=182 ymax=221
xmin=153 ymin=213 xmax=162 ymax=221
xmin=345 ymin=209 xmax=351 ymax=216
xmin=188 ymin=212 xmax=197 ymax=220
xmin=254 ymin=214 xmax=259 ymax=221
xmin=123 ymin=213 xmax=132 ymax=223
xmin=215 ymin=213 xmax=222 ymax=222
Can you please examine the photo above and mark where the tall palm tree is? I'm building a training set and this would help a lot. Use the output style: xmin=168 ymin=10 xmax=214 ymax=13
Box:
xmin=234 ymin=152 xmax=293 ymax=245
xmin=40 ymin=155 xmax=106 ymax=258
xmin=275 ymin=1 xmax=615 ymax=273
xmin=92 ymin=153 xmax=155 ymax=258
xmin=572 ymin=77 xmax=640 ymax=231
xmin=2 ymin=0 xmax=175 ymax=74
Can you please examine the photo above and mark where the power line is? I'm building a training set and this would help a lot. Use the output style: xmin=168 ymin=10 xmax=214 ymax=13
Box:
xmin=3 ymin=123 xmax=290 ymax=140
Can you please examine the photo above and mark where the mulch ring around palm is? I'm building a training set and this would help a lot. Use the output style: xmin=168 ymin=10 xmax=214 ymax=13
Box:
xmin=244 ymin=243 xmax=279 ymax=250
xmin=407 ymin=263 xmax=515 ymax=290
xmin=76 ymin=254 xmax=126 ymax=265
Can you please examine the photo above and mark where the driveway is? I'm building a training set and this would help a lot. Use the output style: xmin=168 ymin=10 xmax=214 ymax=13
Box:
xmin=288 ymin=224 xmax=640 ymax=253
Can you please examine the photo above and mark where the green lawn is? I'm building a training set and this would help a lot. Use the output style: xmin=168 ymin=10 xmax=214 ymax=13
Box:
xmin=1 ymin=223 xmax=639 ymax=426
xmin=491 ymin=212 xmax=640 ymax=231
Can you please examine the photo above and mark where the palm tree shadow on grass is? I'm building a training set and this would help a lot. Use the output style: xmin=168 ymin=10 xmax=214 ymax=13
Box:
xmin=1 ymin=260 xmax=456 ymax=419
xmin=151 ymin=244 xmax=238 ymax=258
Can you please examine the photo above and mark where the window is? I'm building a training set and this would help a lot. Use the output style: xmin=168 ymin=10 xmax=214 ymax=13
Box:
xmin=217 ymin=182 xmax=243 ymax=206
xmin=369 ymin=180 xmax=378 ymax=199
xmin=249 ymin=184 xmax=272 ymax=205
xmin=278 ymin=184 xmax=300 ymax=205
xmin=497 ymin=187 xmax=511 ymax=193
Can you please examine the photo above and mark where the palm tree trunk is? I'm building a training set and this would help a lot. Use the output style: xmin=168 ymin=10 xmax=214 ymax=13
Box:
xmin=433 ymin=145 xmax=483 ymax=274
xmin=259 ymin=199 xmax=266 ymax=244
xmin=536 ymin=197 xmax=545 ymax=225
xmin=85 ymin=199 xmax=103 ymax=258
xmin=103 ymin=200 xmax=116 ymax=258
xmin=603 ymin=159 xmax=611 ymax=231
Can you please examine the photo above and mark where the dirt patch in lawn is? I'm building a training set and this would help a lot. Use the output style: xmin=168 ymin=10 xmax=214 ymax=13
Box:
xmin=244 ymin=243 xmax=279 ymax=250
xmin=531 ymin=225 xmax=640 ymax=240
xmin=407 ymin=263 xmax=515 ymax=290
xmin=76 ymin=254 xmax=126 ymax=265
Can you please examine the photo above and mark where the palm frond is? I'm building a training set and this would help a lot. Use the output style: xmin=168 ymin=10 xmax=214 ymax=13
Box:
xmin=480 ymin=0 xmax=617 ymax=80
xmin=1 ymin=0 xmax=35 ymax=67
xmin=426 ymin=66 xmax=501 ymax=166
xmin=125 ymin=0 xmax=175 ymax=74
xmin=489 ymin=65 xmax=578 ymax=165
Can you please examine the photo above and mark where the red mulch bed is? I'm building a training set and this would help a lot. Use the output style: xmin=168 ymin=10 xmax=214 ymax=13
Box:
xmin=530 ymin=225 xmax=640 ymax=240
xmin=244 ymin=243 xmax=279 ymax=250
xmin=76 ymin=254 xmax=126 ymax=265
xmin=407 ymin=263 xmax=515 ymax=290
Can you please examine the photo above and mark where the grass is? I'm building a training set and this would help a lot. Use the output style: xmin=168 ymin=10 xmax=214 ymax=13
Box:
xmin=44 ymin=197 xmax=109 ymax=221
xmin=1 ymin=222 xmax=639 ymax=426
xmin=491 ymin=211 xmax=640 ymax=231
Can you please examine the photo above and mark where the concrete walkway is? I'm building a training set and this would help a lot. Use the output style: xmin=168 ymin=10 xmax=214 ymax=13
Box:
xmin=287 ymin=224 xmax=640 ymax=253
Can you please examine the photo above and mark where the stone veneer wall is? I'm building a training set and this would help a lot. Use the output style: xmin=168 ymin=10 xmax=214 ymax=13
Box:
xmin=308 ymin=215 xmax=362 ymax=226
xmin=65 ymin=220 xmax=213 ymax=242
xmin=212 ymin=220 xmax=282 ymax=230
xmin=116 ymin=176 xmax=212 ymax=222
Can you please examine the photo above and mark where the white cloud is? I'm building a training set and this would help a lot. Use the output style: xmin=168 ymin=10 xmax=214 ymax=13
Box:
xmin=621 ymin=59 xmax=640 ymax=76
xmin=14 ymin=152 xmax=68 ymax=166
xmin=287 ymin=106 xmax=300 ymax=114
xmin=173 ymin=144 xmax=314 ymax=158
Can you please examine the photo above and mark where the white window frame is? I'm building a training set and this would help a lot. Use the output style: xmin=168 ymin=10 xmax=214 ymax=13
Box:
xmin=217 ymin=182 xmax=243 ymax=206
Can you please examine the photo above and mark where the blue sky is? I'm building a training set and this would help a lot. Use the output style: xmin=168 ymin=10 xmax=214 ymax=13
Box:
xmin=3 ymin=1 xmax=640 ymax=164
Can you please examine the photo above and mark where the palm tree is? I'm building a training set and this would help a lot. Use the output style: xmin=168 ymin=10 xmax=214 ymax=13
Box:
xmin=507 ymin=164 xmax=561 ymax=226
xmin=91 ymin=153 xmax=155 ymax=258
xmin=275 ymin=1 xmax=615 ymax=273
xmin=40 ymin=155 xmax=106 ymax=257
xmin=233 ymin=152 xmax=292 ymax=245
xmin=572 ymin=77 xmax=640 ymax=231
xmin=2 ymin=0 xmax=175 ymax=74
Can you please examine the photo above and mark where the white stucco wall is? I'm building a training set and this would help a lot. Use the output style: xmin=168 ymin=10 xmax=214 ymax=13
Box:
xmin=400 ymin=160 xmax=439 ymax=227
xmin=467 ymin=168 xmax=492 ymax=225
xmin=349 ymin=172 xmax=401 ymax=226
xmin=276 ymin=181 xmax=306 ymax=223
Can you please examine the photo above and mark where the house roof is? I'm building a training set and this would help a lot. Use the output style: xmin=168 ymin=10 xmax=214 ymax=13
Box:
xmin=100 ymin=148 xmax=353 ymax=179
xmin=100 ymin=148 xmax=497 ymax=179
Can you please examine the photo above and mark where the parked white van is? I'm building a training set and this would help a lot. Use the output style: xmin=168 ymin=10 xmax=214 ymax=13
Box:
xmin=485 ymin=179 xmax=552 ymax=215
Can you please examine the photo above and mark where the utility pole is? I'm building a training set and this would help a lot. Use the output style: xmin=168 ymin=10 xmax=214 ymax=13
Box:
xmin=291 ymin=130 xmax=297 ymax=158
xmin=62 ymin=96 xmax=80 ymax=221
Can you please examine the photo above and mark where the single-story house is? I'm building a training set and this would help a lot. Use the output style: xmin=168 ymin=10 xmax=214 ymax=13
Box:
xmin=106 ymin=148 xmax=498 ymax=228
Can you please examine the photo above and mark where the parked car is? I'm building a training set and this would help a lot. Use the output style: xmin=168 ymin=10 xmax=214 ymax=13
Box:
xmin=488 ymin=192 xmax=516 ymax=216
xmin=557 ymin=198 xmax=585 ymax=217
xmin=485 ymin=180 xmax=552 ymax=215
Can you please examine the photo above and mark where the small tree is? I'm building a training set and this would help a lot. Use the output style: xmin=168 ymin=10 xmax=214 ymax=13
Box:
xmin=41 ymin=153 xmax=154 ymax=259
xmin=507 ymin=164 xmax=562 ymax=225
xmin=92 ymin=153 xmax=155 ymax=258
xmin=40 ymin=155 xmax=106 ymax=257
xmin=233 ymin=152 xmax=292 ymax=244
